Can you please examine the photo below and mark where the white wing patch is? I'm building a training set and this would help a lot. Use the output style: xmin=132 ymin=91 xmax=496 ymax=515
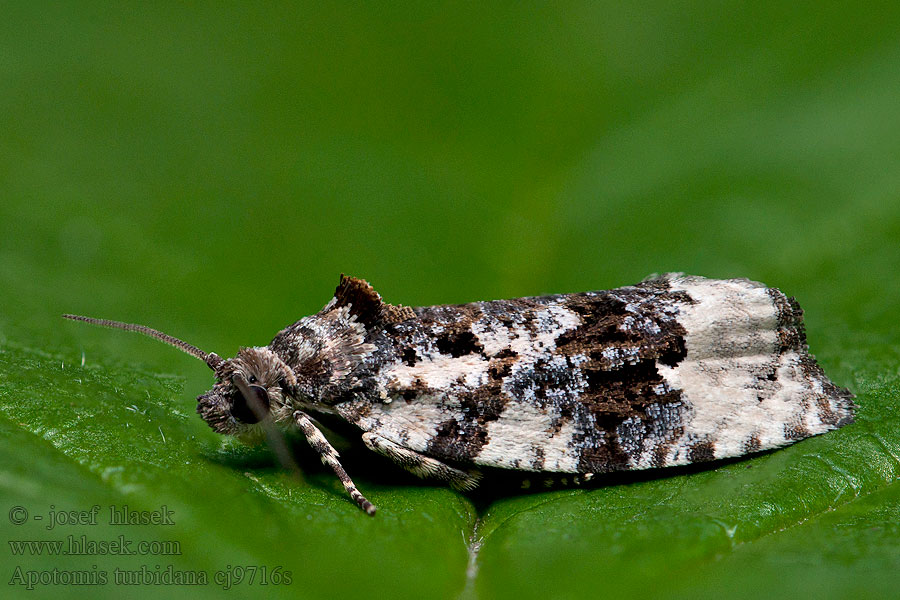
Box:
xmin=652 ymin=275 xmax=830 ymax=467
xmin=349 ymin=396 xmax=463 ymax=454
xmin=475 ymin=402 xmax=580 ymax=471
xmin=381 ymin=353 xmax=490 ymax=390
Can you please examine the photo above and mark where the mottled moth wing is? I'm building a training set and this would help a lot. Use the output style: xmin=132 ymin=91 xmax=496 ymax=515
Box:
xmin=332 ymin=274 xmax=854 ymax=475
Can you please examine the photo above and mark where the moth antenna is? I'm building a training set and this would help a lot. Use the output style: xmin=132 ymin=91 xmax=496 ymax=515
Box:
xmin=62 ymin=314 xmax=223 ymax=371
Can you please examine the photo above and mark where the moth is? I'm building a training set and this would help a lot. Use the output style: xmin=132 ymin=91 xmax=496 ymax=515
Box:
xmin=65 ymin=273 xmax=855 ymax=515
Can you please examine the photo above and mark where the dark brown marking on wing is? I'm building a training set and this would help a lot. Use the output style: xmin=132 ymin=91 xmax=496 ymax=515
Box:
xmin=767 ymin=287 xmax=855 ymax=427
xmin=426 ymin=390 xmax=508 ymax=461
xmin=333 ymin=275 xmax=385 ymax=326
xmin=688 ymin=440 xmax=716 ymax=463
xmin=390 ymin=281 xmax=698 ymax=472
xmin=784 ymin=422 xmax=811 ymax=440
xmin=435 ymin=330 xmax=484 ymax=358
xmin=334 ymin=275 xmax=415 ymax=326
xmin=549 ymin=284 xmax=693 ymax=473
xmin=401 ymin=347 xmax=418 ymax=366
xmin=742 ymin=434 xmax=762 ymax=454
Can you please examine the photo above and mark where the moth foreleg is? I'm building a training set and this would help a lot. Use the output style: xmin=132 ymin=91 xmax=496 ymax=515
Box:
xmin=362 ymin=432 xmax=482 ymax=491
xmin=292 ymin=411 xmax=376 ymax=516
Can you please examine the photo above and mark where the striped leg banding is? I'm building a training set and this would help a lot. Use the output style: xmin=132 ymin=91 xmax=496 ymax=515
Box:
xmin=293 ymin=411 xmax=376 ymax=515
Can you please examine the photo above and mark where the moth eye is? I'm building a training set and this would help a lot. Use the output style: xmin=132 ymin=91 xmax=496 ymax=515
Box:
xmin=230 ymin=385 xmax=270 ymax=424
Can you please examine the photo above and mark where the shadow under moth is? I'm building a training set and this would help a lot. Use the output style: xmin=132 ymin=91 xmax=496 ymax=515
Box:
xmin=65 ymin=273 xmax=855 ymax=515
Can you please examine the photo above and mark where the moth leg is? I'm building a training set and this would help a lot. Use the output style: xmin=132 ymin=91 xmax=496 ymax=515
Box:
xmin=362 ymin=432 xmax=482 ymax=491
xmin=292 ymin=410 xmax=376 ymax=516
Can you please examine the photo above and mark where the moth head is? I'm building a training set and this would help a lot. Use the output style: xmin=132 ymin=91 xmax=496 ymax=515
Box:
xmin=197 ymin=346 xmax=296 ymax=438
xmin=62 ymin=315 xmax=296 ymax=440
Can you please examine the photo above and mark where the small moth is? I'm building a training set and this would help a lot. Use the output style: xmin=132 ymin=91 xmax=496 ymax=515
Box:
xmin=65 ymin=273 xmax=855 ymax=515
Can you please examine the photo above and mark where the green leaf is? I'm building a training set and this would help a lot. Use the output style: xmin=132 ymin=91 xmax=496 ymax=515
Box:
xmin=2 ymin=2 xmax=899 ymax=599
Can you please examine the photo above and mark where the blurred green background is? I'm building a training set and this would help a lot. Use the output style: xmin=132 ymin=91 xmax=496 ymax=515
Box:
xmin=2 ymin=2 xmax=900 ymax=599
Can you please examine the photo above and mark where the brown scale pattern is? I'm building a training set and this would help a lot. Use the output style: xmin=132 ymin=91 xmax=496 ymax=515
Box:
xmin=359 ymin=281 xmax=700 ymax=471
xmin=265 ymin=275 xmax=854 ymax=477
